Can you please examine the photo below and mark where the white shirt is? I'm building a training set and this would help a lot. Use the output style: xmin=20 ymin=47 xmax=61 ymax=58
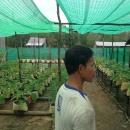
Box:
xmin=55 ymin=83 xmax=95 ymax=130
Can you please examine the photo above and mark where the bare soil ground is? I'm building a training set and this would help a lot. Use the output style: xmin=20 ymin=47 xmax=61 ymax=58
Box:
xmin=83 ymin=79 xmax=130 ymax=130
xmin=0 ymin=78 xmax=130 ymax=130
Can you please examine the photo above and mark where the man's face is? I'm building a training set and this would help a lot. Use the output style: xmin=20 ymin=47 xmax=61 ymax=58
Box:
xmin=79 ymin=57 xmax=95 ymax=82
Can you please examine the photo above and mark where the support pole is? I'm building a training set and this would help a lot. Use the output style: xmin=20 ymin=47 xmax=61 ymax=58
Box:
xmin=49 ymin=45 xmax=52 ymax=67
xmin=109 ymin=47 xmax=111 ymax=60
xmin=116 ymin=47 xmax=119 ymax=63
xmin=123 ymin=45 xmax=126 ymax=65
xmin=57 ymin=3 xmax=62 ymax=88
xmin=15 ymin=33 xmax=22 ymax=83
xmin=69 ymin=29 xmax=71 ymax=48
xmin=33 ymin=38 xmax=36 ymax=66
xmin=5 ymin=37 xmax=8 ymax=61
xmin=111 ymin=35 xmax=114 ymax=59
xmin=102 ymin=34 xmax=104 ymax=57
xmin=106 ymin=47 xmax=107 ymax=59
xmin=128 ymin=46 xmax=130 ymax=68
xmin=38 ymin=34 xmax=40 ymax=69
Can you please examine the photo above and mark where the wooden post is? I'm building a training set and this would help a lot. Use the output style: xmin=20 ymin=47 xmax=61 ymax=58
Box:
xmin=49 ymin=45 xmax=52 ymax=67
xmin=102 ymin=34 xmax=104 ymax=57
xmin=116 ymin=47 xmax=119 ymax=63
xmin=128 ymin=46 xmax=130 ymax=68
xmin=106 ymin=47 xmax=107 ymax=59
xmin=123 ymin=45 xmax=126 ymax=65
xmin=33 ymin=38 xmax=36 ymax=66
xmin=69 ymin=29 xmax=71 ymax=48
xmin=111 ymin=35 xmax=114 ymax=59
xmin=5 ymin=37 xmax=8 ymax=61
xmin=38 ymin=34 xmax=40 ymax=69
xmin=15 ymin=33 xmax=22 ymax=83
xmin=109 ymin=47 xmax=111 ymax=60
xmin=20 ymin=36 xmax=22 ymax=48
xmin=57 ymin=3 xmax=62 ymax=88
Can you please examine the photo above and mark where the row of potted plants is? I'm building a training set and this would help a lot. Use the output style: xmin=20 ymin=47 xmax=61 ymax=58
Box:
xmin=19 ymin=59 xmax=64 ymax=64
xmin=95 ymin=57 xmax=130 ymax=96
xmin=0 ymin=60 xmax=58 ymax=111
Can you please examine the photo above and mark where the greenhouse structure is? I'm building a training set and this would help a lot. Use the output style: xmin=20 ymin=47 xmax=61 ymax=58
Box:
xmin=0 ymin=0 xmax=130 ymax=129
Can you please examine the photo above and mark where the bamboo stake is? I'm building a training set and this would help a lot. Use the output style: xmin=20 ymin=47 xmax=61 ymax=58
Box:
xmin=57 ymin=3 xmax=62 ymax=89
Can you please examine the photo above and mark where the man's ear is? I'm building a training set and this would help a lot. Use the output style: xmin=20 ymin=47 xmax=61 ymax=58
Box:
xmin=78 ymin=64 xmax=83 ymax=73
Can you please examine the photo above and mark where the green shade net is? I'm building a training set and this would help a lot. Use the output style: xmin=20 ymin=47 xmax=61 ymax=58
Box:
xmin=0 ymin=47 xmax=103 ymax=60
xmin=56 ymin=0 xmax=130 ymax=34
xmin=0 ymin=0 xmax=69 ymax=37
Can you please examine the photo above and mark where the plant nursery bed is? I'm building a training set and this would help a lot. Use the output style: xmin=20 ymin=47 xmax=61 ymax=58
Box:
xmin=0 ymin=78 xmax=130 ymax=130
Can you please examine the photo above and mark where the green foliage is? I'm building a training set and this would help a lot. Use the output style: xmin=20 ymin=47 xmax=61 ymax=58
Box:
xmin=0 ymin=60 xmax=18 ymax=71
xmin=0 ymin=94 xmax=5 ymax=103
xmin=7 ymin=32 xmax=129 ymax=48
xmin=0 ymin=51 xmax=5 ymax=58
xmin=31 ymin=93 xmax=37 ymax=102
xmin=95 ymin=57 xmax=130 ymax=82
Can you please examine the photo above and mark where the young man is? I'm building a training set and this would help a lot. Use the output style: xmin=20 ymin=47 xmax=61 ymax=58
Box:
xmin=55 ymin=45 xmax=95 ymax=130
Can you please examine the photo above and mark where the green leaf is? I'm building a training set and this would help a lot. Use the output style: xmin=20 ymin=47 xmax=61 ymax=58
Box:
xmin=18 ymin=99 xmax=24 ymax=107
xmin=31 ymin=93 xmax=37 ymax=102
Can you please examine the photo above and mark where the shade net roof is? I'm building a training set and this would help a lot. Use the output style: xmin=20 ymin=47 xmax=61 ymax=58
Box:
xmin=0 ymin=0 xmax=69 ymax=37
xmin=56 ymin=0 xmax=130 ymax=34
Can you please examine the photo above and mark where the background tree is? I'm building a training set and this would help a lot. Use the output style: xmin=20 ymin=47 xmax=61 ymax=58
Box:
xmin=6 ymin=32 xmax=130 ymax=48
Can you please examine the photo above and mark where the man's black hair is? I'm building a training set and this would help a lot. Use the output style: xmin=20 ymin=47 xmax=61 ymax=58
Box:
xmin=64 ymin=45 xmax=93 ymax=75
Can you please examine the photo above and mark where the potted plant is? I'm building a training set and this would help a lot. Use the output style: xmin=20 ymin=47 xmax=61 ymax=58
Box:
xmin=24 ymin=79 xmax=39 ymax=103
xmin=47 ymin=76 xmax=58 ymax=114
xmin=11 ymin=83 xmax=28 ymax=111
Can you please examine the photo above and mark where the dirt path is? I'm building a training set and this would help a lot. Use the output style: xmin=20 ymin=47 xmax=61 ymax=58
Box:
xmin=83 ymin=79 xmax=130 ymax=130
xmin=0 ymin=78 xmax=130 ymax=130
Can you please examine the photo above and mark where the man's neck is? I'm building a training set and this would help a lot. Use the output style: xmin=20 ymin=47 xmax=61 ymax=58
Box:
xmin=66 ymin=73 xmax=84 ymax=92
